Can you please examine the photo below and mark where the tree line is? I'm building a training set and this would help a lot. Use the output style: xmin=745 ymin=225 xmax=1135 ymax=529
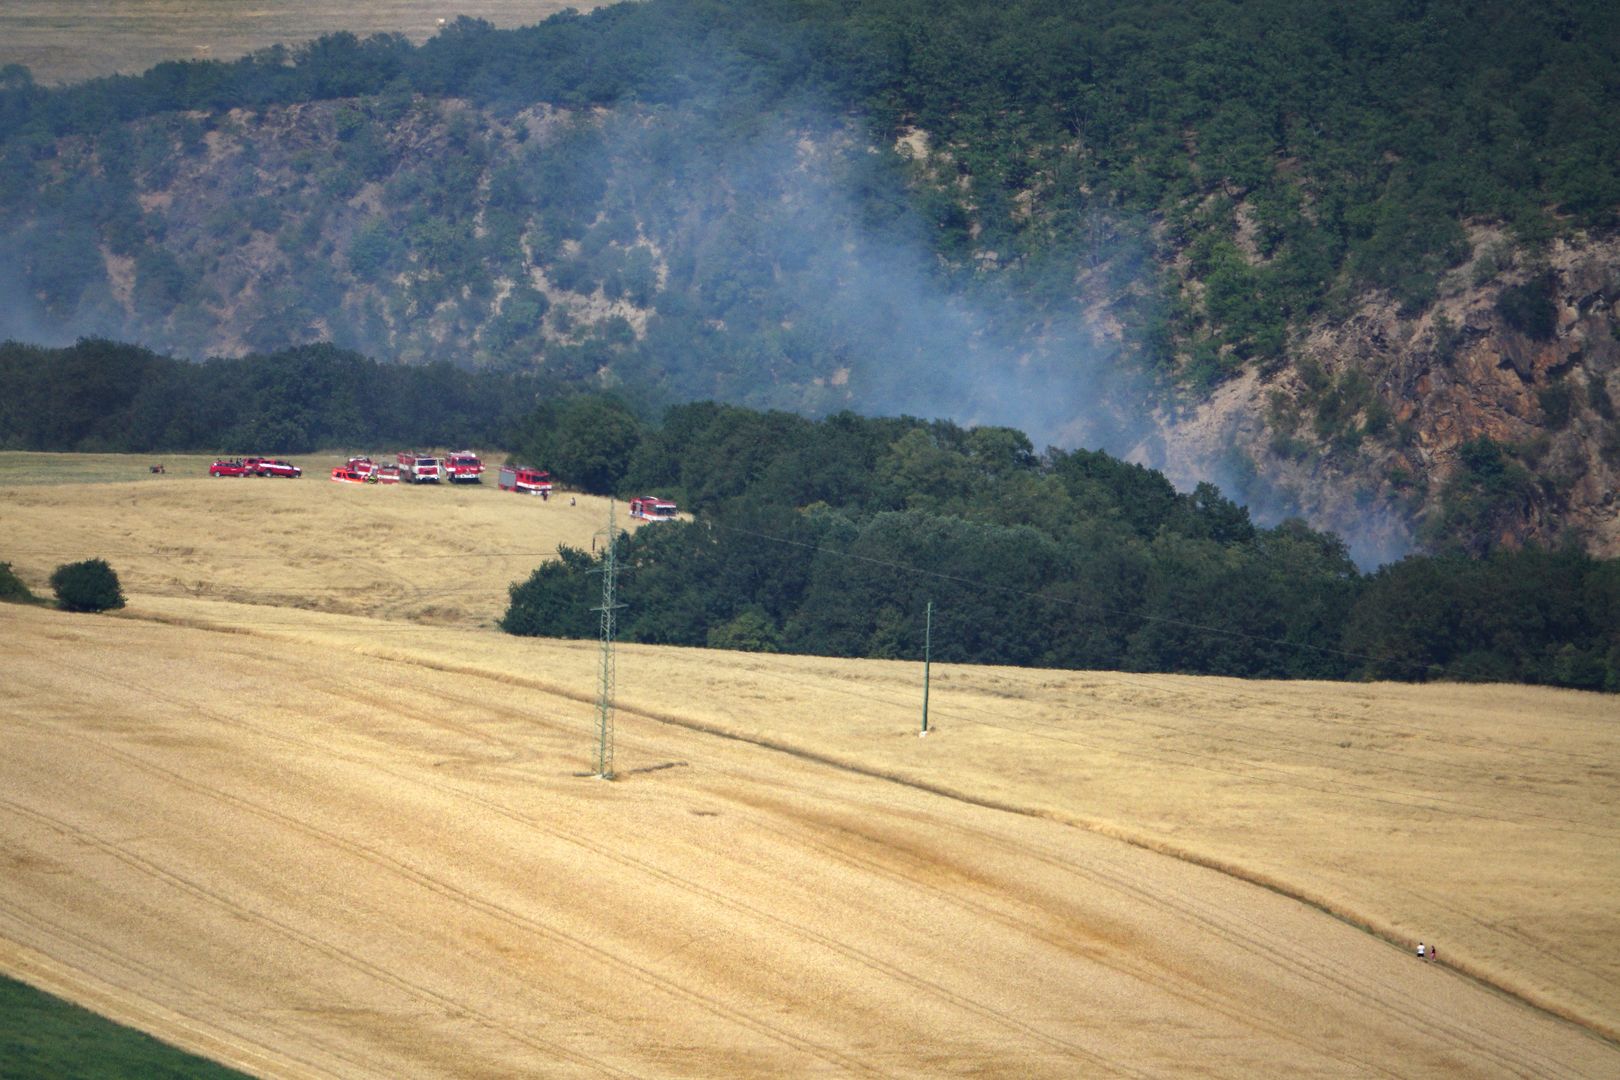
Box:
xmin=502 ymin=401 xmax=1620 ymax=692
xmin=5 ymin=338 xmax=1615 ymax=690
xmin=0 ymin=338 xmax=563 ymax=452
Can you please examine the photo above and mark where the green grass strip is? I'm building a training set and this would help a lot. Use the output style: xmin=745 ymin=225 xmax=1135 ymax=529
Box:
xmin=0 ymin=973 xmax=249 ymax=1079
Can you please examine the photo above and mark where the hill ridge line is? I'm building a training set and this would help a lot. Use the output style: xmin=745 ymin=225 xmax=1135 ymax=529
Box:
xmin=119 ymin=604 xmax=1620 ymax=1050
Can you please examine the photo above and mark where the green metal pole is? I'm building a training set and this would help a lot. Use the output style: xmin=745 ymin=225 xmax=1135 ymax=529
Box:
xmin=920 ymin=599 xmax=933 ymax=735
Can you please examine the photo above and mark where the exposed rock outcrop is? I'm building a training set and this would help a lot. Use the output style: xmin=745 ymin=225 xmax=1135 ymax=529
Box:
xmin=1143 ymin=229 xmax=1620 ymax=562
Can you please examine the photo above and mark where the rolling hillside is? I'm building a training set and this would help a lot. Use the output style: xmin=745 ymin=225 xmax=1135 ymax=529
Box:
xmin=2 ymin=1 xmax=1618 ymax=558
xmin=2 ymin=455 xmax=1617 ymax=1075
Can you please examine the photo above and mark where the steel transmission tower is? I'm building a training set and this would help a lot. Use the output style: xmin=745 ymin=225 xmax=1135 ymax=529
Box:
xmin=590 ymin=499 xmax=626 ymax=779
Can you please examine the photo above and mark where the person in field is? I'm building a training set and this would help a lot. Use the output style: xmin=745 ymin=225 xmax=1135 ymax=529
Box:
xmin=1417 ymin=941 xmax=1426 ymax=960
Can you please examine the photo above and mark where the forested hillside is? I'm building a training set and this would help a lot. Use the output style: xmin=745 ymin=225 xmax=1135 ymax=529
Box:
xmin=1 ymin=0 xmax=1618 ymax=560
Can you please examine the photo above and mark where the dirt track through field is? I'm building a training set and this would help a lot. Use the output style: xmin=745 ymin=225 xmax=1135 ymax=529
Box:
xmin=3 ymin=456 xmax=1619 ymax=1075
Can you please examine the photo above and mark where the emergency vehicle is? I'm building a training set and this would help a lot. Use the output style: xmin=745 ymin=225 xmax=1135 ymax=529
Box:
xmin=629 ymin=496 xmax=678 ymax=521
xmin=498 ymin=465 xmax=554 ymax=496
xmin=444 ymin=450 xmax=485 ymax=483
xmin=396 ymin=452 xmax=442 ymax=483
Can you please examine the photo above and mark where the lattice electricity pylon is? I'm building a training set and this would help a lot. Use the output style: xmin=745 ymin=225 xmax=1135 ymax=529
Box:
xmin=589 ymin=499 xmax=626 ymax=780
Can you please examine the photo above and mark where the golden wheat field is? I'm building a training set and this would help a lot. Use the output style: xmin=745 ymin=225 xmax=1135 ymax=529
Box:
xmin=0 ymin=1 xmax=605 ymax=86
xmin=2 ymin=453 xmax=1618 ymax=1077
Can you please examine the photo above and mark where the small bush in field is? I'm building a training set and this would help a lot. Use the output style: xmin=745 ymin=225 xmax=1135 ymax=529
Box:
xmin=49 ymin=558 xmax=125 ymax=613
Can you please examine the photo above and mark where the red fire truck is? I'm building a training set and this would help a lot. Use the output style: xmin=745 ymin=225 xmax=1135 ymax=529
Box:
xmin=498 ymin=465 xmax=554 ymax=496
xmin=396 ymin=452 xmax=442 ymax=483
xmin=444 ymin=450 xmax=485 ymax=483
xmin=629 ymin=496 xmax=677 ymax=521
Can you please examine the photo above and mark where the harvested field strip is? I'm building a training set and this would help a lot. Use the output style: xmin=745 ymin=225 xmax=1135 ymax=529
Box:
xmin=4 ymin=602 xmax=1617 ymax=1076
xmin=112 ymin=592 xmax=1620 ymax=1047
xmin=4 ymin=457 xmax=1616 ymax=1073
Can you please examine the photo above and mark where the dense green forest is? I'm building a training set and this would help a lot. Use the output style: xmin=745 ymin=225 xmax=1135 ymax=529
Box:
xmin=503 ymin=400 xmax=1620 ymax=691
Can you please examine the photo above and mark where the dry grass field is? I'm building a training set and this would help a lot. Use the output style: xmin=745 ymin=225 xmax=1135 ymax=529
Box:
xmin=3 ymin=453 xmax=1619 ymax=1076
xmin=0 ymin=451 xmax=640 ymax=626
xmin=0 ymin=1 xmax=605 ymax=86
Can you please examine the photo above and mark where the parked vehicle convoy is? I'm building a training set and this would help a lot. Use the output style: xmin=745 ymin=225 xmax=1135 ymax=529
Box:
xmin=444 ymin=450 xmax=485 ymax=483
xmin=209 ymin=459 xmax=249 ymax=477
xmin=396 ymin=452 xmax=442 ymax=483
xmin=498 ymin=465 xmax=554 ymax=497
xmin=629 ymin=495 xmax=678 ymax=521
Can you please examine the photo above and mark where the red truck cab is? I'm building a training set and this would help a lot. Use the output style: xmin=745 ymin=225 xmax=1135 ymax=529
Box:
xmin=444 ymin=450 xmax=485 ymax=483
xmin=396 ymin=452 xmax=442 ymax=483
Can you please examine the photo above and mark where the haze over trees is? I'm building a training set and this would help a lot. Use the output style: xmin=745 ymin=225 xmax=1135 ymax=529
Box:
xmin=0 ymin=3 xmax=1617 ymax=685
xmin=0 ymin=2 xmax=1615 ymax=447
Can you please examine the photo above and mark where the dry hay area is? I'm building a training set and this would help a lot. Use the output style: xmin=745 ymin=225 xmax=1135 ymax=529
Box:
xmin=2 ymin=453 xmax=1618 ymax=1076
xmin=0 ymin=1 xmax=605 ymax=86
xmin=0 ymin=451 xmax=639 ymax=626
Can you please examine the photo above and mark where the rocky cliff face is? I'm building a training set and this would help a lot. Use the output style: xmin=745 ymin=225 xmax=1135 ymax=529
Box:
xmin=1143 ymin=229 xmax=1620 ymax=563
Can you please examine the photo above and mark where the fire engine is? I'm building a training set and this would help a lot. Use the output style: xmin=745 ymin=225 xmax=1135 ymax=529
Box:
xmin=346 ymin=456 xmax=376 ymax=478
xmin=498 ymin=465 xmax=554 ymax=496
xmin=396 ymin=452 xmax=442 ymax=483
xmin=629 ymin=496 xmax=677 ymax=521
xmin=444 ymin=450 xmax=485 ymax=483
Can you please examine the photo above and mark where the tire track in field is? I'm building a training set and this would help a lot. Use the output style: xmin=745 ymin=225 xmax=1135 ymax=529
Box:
xmin=351 ymin=753 xmax=1149 ymax=1078
xmin=957 ymin=800 xmax=1605 ymax=1079
xmin=0 ymin=900 xmax=347 ymax=1079
xmin=873 ymin=807 xmax=1591 ymax=1079
xmin=27 ymin=655 xmax=1142 ymax=1077
xmin=788 ymin=793 xmax=1603 ymax=1078
xmin=0 ymin=788 xmax=639 ymax=1079
xmin=13 ymin=678 xmax=890 ymax=1079
xmin=0 ymin=799 xmax=505 ymax=1075
xmin=102 ymin=610 xmax=1620 ymax=1054
xmin=722 ymin=792 xmax=1400 ymax=1079
xmin=560 ymin=685 xmax=1620 ymax=1051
